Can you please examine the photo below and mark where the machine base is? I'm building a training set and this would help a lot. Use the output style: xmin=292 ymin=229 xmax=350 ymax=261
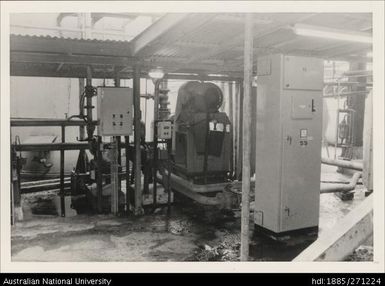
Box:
xmin=253 ymin=224 xmax=319 ymax=242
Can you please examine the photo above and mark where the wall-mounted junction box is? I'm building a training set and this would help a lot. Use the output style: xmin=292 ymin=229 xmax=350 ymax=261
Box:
xmin=254 ymin=54 xmax=323 ymax=237
xmin=157 ymin=121 xmax=173 ymax=140
xmin=97 ymin=87 xmax=133 ymax=136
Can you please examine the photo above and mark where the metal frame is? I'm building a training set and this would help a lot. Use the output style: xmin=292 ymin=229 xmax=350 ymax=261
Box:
xmin=11 ymin=119 xmax=96 ymax=216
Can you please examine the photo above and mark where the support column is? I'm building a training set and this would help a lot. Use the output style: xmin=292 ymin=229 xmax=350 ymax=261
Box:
xmin=240 ymin=13 xmax=254 ymax=261
xmin=133 ymin=66 xmax=144 ymax=215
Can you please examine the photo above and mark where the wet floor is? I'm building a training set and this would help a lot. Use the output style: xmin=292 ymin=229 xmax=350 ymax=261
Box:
xmin=11 ymin=164 xmax=371 ymax=262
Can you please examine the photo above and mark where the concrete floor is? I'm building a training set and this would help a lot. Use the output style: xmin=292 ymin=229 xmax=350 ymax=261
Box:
xmin=11 ymin=160 xmax=372 ymax=262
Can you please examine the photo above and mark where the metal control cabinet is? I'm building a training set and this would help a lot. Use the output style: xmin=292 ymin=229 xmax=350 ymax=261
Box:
xmin=97 ymin=87 xmax=133 ymax=136
xmin=254 ymin=54 xmax=323 ymax=235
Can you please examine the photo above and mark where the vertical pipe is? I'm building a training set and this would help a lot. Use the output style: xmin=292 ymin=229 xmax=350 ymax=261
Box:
xmin=236 ymin=82 xmax=244 ymax=180
xmin=111 ymin=137 xmax=119 ymax=215
xmin=60 ymin=125 xmax=66 ymax=217
xmin=133 ymin=66 xmax=143 ymax=215
xmin=220 ymin=82 xmax=226 ymax=112
xmin=125 ymin=135 xmax=130 ymax=212
xmin=240 ymin=13 xmax=253 ymax=261
xmin=79 ymin=78 xmax=85 ymax=140
xmin=110 ymin=73 xmax=121 ymax=215
xmin=96 ymin=136 xmax=103 ymax=213
xmin=228 ymin=81 xmax=234 ymax=176
xmin=86 ymin=66 xmax=94 ymax=139
xmin=153 ymin=80 xmax=160 ymax=207
xmin=234 ymin=82 xmax=240 ymax=177
xmin=335 ymin=80 xmax=340 ymax=159
xmin=203 ymin=111 xmax=210 ymax=184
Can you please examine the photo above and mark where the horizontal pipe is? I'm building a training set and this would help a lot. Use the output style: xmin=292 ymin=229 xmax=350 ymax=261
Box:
xmin=157 ymin=173 xmax=220 ymax=205
xmin=21 ymin=177 xmax=71 ymax=187
xmin=11 ymin=118 xmax=98 ymax=127
xmin=322 ymin=157 xmax=363 ymax=171
xmin=320 ymin=172 xmax=362 ymax=194
xmin=21 ymin=182 xmax=71 ymax=194
xmin=14 ymin=143 xmax=89 ymax=152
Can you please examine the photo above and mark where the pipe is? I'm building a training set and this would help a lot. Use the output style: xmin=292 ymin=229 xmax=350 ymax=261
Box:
xmin=320 ymin=172 xmax=362 ymax=194
xmin=167 ymin=173 xmax=228 ymax=193
xmin=153 ymin=79 xmax=161 ymax=207
xmin=86 ymin=66 xmax=94 ymax=139
xmin=60 ymin=126 xmax=65 ymax=217
xmin=322 ymin=157 xmax=363 ymax=171
xmin=157 ymin=173 xmax=220 ymax=206
xmin=133 ymin=65 xmax=143 ymax=215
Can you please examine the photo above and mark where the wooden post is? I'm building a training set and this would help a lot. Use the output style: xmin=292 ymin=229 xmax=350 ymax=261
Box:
xmin=133 ymin=66 xmax=143 ymax=215
xmin=240 ymin=13 xmax=254 ymax=261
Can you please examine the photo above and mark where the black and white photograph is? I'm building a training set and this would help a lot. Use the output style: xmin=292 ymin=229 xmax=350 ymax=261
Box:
xmin=0 ymin=1 xmax=384 ymax=274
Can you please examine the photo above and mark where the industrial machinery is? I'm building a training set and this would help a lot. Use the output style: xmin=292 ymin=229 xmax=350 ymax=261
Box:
xmin=254 ymin=54 xmax=323 ymax=238
xmin=172 ymin=81 xmax=231 ymax=184
xmin=71 ymin=86 xmax=134 ymax=213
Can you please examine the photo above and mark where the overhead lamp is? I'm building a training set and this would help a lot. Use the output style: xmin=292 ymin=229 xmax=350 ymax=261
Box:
xmin=148 ymin=67 xmax=165 ymax=80
xmin=293 ymin=24 xmax=372 ymax=44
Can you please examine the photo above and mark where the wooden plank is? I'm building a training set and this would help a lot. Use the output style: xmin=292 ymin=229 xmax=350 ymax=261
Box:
xmin=293 ymin=196 xmax=373 ymax=261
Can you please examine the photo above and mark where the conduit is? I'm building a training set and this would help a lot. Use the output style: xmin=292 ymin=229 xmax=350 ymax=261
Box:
xmin=320 ymin=172 xmax=362 ymax=194
xmin=322 ymin=157 xmax=363 ymax=171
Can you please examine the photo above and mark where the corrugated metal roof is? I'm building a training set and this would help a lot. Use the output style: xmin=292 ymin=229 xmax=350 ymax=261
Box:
xmin=10 ymin=13 xmax=372 ymax=79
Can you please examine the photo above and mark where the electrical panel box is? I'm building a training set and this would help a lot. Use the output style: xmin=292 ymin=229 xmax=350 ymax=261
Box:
xmin=157 ymin=121 xmax=173 ymax=139
xmin=97 ymin=87 xmax=133 ymax=136
xmin=254 ymin=54 xmax=323 ymax=235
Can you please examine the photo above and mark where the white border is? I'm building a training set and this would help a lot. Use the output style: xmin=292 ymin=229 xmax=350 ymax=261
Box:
xmin=1 ymin=1 xmax=384 ymax=273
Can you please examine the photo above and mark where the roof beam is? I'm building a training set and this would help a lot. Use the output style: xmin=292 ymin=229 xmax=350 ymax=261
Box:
xmin=130 ymin=13 xmax=188 ymax=56
xmin=186 ymin=13 xmax=317 ymax=64
xmin=91 ymin=13 xmax=138 ymax=26
xmin=10 ymin=35 xmax=132 ymax=57
xmin=57 ymin=13 xmax=78 ymax=26
xmin=11 ymin=52 xmax=136 ymax=66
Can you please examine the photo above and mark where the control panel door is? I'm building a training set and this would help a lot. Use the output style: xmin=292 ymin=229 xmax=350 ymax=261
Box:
xmin=97 ymin=87 xmax=133 ymax=136
xmin=280 ymin=92 xmax=322 ymax=232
